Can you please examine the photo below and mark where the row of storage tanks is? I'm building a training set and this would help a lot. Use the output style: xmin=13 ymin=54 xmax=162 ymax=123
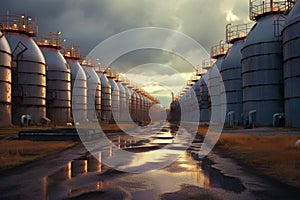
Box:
xmin=0 ymin=14 xmax=159 ymax=127
xmin=170 ymin=0 xmax=300 ymax=128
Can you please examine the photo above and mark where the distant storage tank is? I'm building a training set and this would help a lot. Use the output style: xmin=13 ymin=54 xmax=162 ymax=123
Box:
xmin=122 ymin=82 xmax=132 ymax=122
xmin=2 ymin=14 xmax=47 ymax=125
xmin=208 ymin=42 xmax=228 ymax=124
xmin=130 ymin=87 xmax=137 ymax=122
xmin=221 ymin=24 xmax=252 ymax=126
xmin=283 ymin=0 xmax=300 ymax=127
xmin=0 ymin=31 xmax=12 ymax=126
xmin=116 ymin=80 xmax=126 ymax=122
xmin=199 ymin=61 xmax=210 ymax=122
xmin=96 ymin=70 xmax=112 ymax=122
xmin=64 ymin=46 xmax=87 ymax=123
xmin=242 ymin=0 xmax=294 ymax=126
xmin=107 ymin=73 xmax=120 ymax=122
xmin=36 ymin=32 xmax=72 ymax=125
xmin=81 ymin=60 xmax=101 ymax=122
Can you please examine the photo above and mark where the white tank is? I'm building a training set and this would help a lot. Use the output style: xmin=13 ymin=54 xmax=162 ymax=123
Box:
xmin=97 ymin=71 xmax=112 ymax=122
xmin=3 ymin=14 xmax=47 ymax=125
xmin=108 ymin=77 xmax=120 ymax=122
xmin=130 ymin=88 xmax=137 ymax=122
xmin=82 ymin=62 xmax=101 ymax=122
xmin=242 ymin=0 xmax=293 ymax=126
xmin=37 ymin=33 xmax=72 ymax=125
xmin=117 ymin=81 xmax=126 ymax=122
xmin=283 ymin=0 xmax=300 ymax=127
xmin=0 ymin=31 xmax=12 ymax=126
xmin=64 ymin=47 xmax=87 ymax=123
xmin=122 ymin=83 xmax=132 ymax=122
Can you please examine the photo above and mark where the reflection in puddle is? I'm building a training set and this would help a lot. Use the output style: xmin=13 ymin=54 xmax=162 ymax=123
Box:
xmin=42 ymin=123 xmax=245 ymax=199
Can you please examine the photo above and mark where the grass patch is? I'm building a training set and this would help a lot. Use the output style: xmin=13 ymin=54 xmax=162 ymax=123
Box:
xmin=0 ymin=139 xmax=77 ymax=170
xmin=214 ymin=132 xmax=300 ymax=188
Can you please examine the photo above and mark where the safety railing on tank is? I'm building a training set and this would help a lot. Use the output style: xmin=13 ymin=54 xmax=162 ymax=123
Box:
xmin=0 ymin=13 xmax=38 ymax=36
xmin=62 ymin=46 xmax=82 ymax=60
xmin=249 ymin=0 xmax=295 ymax=21
xmin=210 ymin=41 xmax=230 ymax=59
xmin=226 ymin=23 xmax=254 ymax=44
xmin=35 ymin=32 xmax=64 ymax=48
xmin=202 ymin=58 xmax=215 ymax=70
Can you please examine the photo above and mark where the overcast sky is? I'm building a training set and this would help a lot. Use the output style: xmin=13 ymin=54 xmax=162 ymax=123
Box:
xmin=1 ymin=0 xmax=251 ymax=107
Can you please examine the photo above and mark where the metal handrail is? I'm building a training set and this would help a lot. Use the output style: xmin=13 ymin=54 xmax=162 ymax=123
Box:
xmin=0 ymin=14 xmax=38 ymax=36
xmin=35 ymin=32 xmax=64 ymax=48
xmin=226 ymin=23 xmax=254 ymax=43
xmin=210 ymin=41 xmax=230 ymax=59
xmin=202 ymin=58 xmax=215 ymax=70
xmin=62 ymin=46 xmax=82 ymax=60
xmin=249 ymin=0 xmax=295 ymax=21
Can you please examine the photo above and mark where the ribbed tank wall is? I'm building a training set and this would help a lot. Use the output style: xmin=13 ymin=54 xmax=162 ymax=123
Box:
xmin=40 ymin=46 xmax=71 ymax=124
xmin=82 ymin=65 xmax=101 ymax=121
xmin=194 ymin=80 xmax=201 ymax=121
xmin=242 ymin=14 xmax=284 ymax=126
xmin=0 ymin=32 xmax=12 ymax=126
xmin=283 ymin=1 xmax=300 ymax=127
xmin=117 ymin=82 xmax=126 ymax=122
xmin=97 ymin=72 xmax=112 ymax=122
xmin=66 ymin=58 xmax=87 ymax=123
xmin=200 ymin=75 xmax=209 ymax=122
xmin=5 ymin=31 xmax=47 ymax=125
xmin=130 ymin=90 xmax=137 ymax=122
xmin=208 ymin=58 xmax=224 ymax=124
xmin=108 ymin=78 xmax=120 ymax=122
xmin=123 ymin=85 xmax=132 ymax=122
xmin=135 ymin=93 xmax=141 ymax=121
xmin=220 ymin=40 xmax=244 ymax=125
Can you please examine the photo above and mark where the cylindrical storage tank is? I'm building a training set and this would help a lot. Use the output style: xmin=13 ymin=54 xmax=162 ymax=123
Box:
xmin=2 ymin=14 xmax=47 ymax=125
xmin=97 ymin=71 xmax=112 ymax=122
xmin=241 ymin=0 xmax=293 ymax=126
xmin=36 ymin=33 xmax=72 ymax=125
xmin=130 ymin=88 xmax=137 ymax=122
xmin=200 ymin=74 xmax=209 ymax=122
xmin=220 ymin=40 xmax=244 ymax=125
xmin=0 ymin=31 xmax=12 ymax=126
xmin=64 ymin=47 xmax=87 ymax=123
xmin=117 ymin=81 xmax=126 ymax=122
xmin=221 ymin=23 xmax=252 ymax=126
xmin=108 ymin=77 xmax=120 ymax=122
xmin=123 ymin=84 xmax=132 ymax=122
xmin=283 ymin=1 xmax=300 ymax=127
xmin=194 ymin=79 xmax=201 ymax=122
xmin=208 ymin=43 xmax=227 ymax=124
xmin=81 ymin=61 xmax=101 ymax=122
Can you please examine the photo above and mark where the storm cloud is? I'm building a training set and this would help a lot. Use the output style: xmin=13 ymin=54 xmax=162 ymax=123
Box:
xmin=0 ymin=0 xmax=251 ymax=106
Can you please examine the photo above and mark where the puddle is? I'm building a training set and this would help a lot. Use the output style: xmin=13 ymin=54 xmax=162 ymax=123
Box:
xmin=42 ymin=123 xmax=245 ymax=199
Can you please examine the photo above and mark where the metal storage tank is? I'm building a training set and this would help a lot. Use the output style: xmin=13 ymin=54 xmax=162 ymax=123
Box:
xmin=0 ymin=30 xmax=12 ymax=126
xmin=2 ymin=14 xmax=47 ymax=125
xmin=64 ymin=46 xmax=87 ymax=123
xmin=122 ymin=81 xmax=132 ymax=122
xmin=81 ymin=60 xmax=101 ymax=122
xmin=199 ymin=61 xmax=210 ymax=122
xmin=208 ymin=42 xmax=228 ymax=124
xmin=221 ymin=23 xmax=252 ymax=126
xmin=107 ymin=72 xmax=120 ymax=122
xmin=96 ymin=70 xmax=112 ymax=122
xmin=129 ymin=87 xmax=137 ymax=122
xmin=283 ymin=0 xmax=300 ymax=127
xmin=116 ymin=79 xmax=126 ymax=122
xmin=242 ymin=0 xmax=294 ymax=126
xmin=36 ymin=32 xmax=72 ymax=125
